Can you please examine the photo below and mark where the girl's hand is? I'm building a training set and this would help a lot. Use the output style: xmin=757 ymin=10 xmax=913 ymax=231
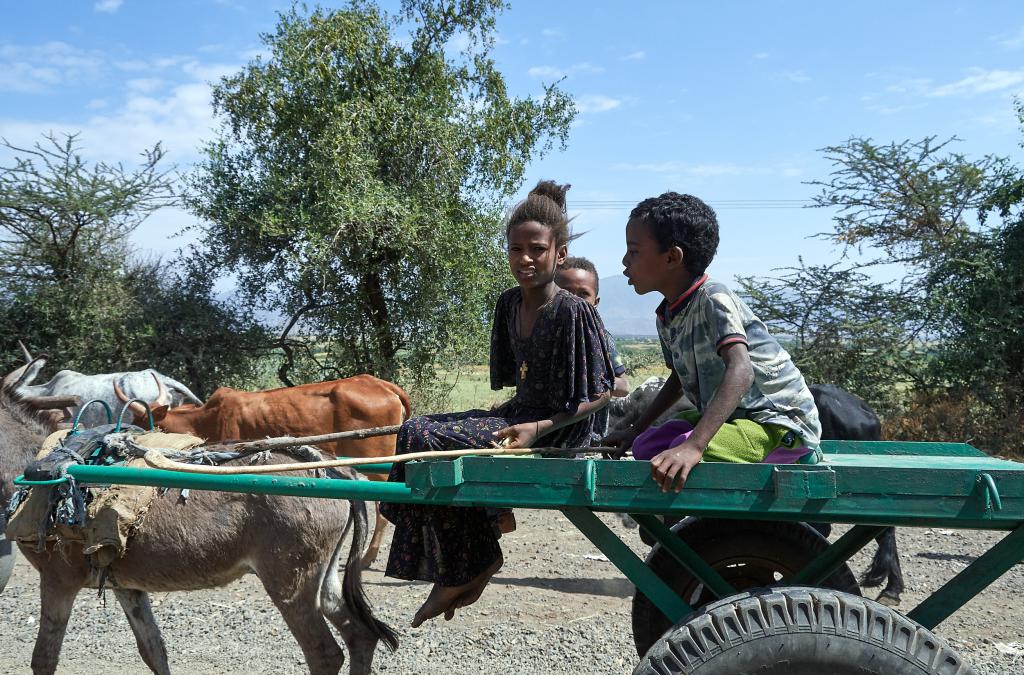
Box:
xmin=650 ymin=439 xmax=704 ymax=492
xmin=492 ymin=421 xmax=542 ymax=449
xmin=601 ymin=425 xmax=640 ymax=458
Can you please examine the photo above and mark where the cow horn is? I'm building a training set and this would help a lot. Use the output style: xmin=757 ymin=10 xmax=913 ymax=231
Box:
xmin=18 ymin=340 xmax=32 ymax=363
xmin=113 ymin=378 xmax=148 ymax=419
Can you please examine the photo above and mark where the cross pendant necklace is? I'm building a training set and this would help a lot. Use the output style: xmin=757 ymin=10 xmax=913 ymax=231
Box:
xmin=519 ymin=361 xmax=528 ymax=380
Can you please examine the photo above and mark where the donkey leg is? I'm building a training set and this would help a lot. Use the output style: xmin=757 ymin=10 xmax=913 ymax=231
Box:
xmin=31 ymin=568 xmax=81 ymax=675
xmin=875 ymin=528 xmax=905 ymax=606
xmin=263 ymin=573 xmax=346 ymax=675
xmin=359 ymin=504 xmax=388 ymax=569
xmin=114 ymin=589 xmax=170 ymax=675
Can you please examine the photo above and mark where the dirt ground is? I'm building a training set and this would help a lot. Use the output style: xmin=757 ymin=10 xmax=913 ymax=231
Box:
xmin=1 ymin=509 xmax=1022 ymax=674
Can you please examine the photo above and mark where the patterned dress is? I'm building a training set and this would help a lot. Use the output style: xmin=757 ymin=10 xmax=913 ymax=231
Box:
xmin=381 ymin=287 xmax=614 ymax=586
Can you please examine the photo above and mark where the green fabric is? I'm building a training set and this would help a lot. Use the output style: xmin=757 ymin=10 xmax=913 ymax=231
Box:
xmin=673 ymin=409 xmax=793 ymax=464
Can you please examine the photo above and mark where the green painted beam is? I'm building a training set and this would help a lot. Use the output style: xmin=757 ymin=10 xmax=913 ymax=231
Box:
xmin=630 ymin=514 xmax=737 ymax=599
xmin=562 ymin=507 xmax=691 ymax=624
xmin=66 ymin=464 xmax=418 ymax=502
xmin=908 ymin=524 xmax=1024 ymax=629
xmin=785 ymin=524 xmax=888 ymax=586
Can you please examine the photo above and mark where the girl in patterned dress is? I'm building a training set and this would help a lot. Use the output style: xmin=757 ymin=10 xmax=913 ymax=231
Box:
xmin=381 ymin=180 xmax=615 ymax=627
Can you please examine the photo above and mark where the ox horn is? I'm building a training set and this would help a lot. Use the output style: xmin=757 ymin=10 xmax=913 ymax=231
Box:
xmin=2 ymin=355 xmax=46 ymax=392
xmin=114 ymin=378 xmax=150 ymax=419
xmin=150 ymin=371 xmax=170 ymax=407
xmin=17 ymin=340 xmax=32 ymax=363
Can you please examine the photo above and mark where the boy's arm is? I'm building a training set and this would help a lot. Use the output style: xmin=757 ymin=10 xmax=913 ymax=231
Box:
xmin=650 ymin=343 xmax=754 ymax=492
xmin=602 ymin=371 xmax=684 ymax=451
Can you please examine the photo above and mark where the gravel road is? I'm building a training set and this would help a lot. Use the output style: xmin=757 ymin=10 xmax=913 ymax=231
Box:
xmin=1 ymin=509 xmax=1022 ymax=674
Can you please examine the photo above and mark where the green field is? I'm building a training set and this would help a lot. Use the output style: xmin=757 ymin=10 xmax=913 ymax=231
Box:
xmin=442 ymin=340 xmax=671 ymax=411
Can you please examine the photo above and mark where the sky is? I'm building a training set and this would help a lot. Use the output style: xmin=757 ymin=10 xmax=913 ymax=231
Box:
xmin=3 ymin=0 xmax=1024 ymax=324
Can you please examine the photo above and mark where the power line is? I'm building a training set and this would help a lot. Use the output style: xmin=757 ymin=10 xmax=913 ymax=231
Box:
xmin=570 ymin=199 xmax=815 ymax=211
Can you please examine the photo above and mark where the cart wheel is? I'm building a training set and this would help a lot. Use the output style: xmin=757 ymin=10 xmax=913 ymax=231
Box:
xmin=632 ymin=518 xmax=860 ymax=657
xmin=634 ymin=587 xmax=974 ymax=674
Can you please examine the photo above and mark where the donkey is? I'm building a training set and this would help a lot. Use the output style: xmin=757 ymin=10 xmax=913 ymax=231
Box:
xmin=0 ymin=383 xmax=398 ymax=674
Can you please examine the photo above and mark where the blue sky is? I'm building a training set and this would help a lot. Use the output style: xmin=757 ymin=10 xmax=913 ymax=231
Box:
xmin=3 ymin=1 xmax=1023 ymax=318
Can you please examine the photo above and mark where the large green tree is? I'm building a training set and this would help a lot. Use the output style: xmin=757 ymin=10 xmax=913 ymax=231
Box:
xmin=185 ymin=1 xmax=576 ymax=403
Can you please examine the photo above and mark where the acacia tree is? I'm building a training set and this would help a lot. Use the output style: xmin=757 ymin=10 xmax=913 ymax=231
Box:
xmin=186 ymin=1 xmax=575 ymax=400
xmin=0 ymin=133 xmax=174 ymax=372
xmin=740 ymin=132 xmax=1020 ymax=452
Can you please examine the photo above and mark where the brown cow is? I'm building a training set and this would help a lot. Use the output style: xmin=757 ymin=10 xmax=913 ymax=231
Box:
xmin=117 ymin=374 xmax=411 ymax=568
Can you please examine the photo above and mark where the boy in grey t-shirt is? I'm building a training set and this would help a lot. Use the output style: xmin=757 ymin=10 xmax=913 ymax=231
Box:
xmin=605 ymin=193 xmax=821 ymax=492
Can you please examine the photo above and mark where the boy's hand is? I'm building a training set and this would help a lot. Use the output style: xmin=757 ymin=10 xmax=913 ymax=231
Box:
xmin=601 ymin=426 xmax=640 ymax=458
xmin=650 ymin=439 xmax=704 ymax=492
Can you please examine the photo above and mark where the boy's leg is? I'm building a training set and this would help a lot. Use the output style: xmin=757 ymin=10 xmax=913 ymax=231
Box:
xmin=672 ymin=410 xmax=789 ymax=464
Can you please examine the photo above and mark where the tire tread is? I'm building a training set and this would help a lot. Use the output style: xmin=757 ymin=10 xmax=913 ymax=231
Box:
xmin=635 ymin=587 xmax=974 ymax=675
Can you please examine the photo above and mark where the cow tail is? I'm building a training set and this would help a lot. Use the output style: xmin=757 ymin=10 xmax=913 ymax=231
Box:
xmin=396 ymin=386 xmax=412 ymax=422
xmin=341 ymin=499 xmax=399 ymax=651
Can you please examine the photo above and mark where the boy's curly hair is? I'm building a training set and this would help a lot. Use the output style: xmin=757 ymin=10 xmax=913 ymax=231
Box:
xmin=630 ymin=192 xmax=719 ymax=276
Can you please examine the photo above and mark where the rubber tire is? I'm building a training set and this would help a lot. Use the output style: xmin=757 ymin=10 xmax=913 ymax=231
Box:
xmin=634 ymin=587 xmax=975 ymax=674
xmin=633 ymin=518 xmax=860 ymax=658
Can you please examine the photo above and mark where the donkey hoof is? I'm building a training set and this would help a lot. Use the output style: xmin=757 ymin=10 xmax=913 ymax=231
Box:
xmin=875 ymin=591 xmax=901 ymax=607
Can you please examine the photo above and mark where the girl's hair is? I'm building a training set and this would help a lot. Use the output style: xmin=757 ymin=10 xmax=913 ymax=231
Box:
xmin=506 ymin=180 xmax=575 ymax=246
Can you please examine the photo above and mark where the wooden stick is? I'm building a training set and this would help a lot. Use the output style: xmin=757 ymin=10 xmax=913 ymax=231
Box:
xmin=215 ymin=424 xmax=404 ymax=453
xmin=142 ymin=445 xmax=628 ymax=476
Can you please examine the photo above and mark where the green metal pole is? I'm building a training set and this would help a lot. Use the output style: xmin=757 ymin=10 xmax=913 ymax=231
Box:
xmin=630 ymin=514 xmax=737 ymax=600
xmin=786 ymin=524 xmax=888 ymax=586
xmin=562 ymin=507 xmax=692 ymax=624
xmin=908 ymin=523 xmax=1024 ymax=629
xmin=66 ymin=464 xmax=418 ymax=502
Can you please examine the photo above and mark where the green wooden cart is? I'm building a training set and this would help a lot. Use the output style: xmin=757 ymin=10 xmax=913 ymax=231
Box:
xmin=61 ymin=439 xmax=1024 ymax=674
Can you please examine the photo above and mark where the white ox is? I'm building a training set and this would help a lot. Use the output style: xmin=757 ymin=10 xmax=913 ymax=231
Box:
xmin=5 ymin=343 xmax=202 ymax=429
xmin=606 ymin=375 xmax=695 ymax=434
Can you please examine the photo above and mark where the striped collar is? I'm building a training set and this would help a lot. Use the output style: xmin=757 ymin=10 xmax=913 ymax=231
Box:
xmin=656 ymin=274 xmax=708 ymax=323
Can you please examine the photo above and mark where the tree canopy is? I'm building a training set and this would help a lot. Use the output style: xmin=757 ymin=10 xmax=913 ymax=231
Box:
xmin=740 ymin=114 xmax=1024 ymax=454
xmin=186 ymin=0 xmax=576 ymax=403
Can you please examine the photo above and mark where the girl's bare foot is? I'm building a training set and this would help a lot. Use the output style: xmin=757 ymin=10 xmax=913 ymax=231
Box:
xmin=411 ymin=556 xmax=503 ymax=627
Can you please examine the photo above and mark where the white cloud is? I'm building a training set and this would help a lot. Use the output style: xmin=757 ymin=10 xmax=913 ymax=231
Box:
xmin=927 ymin=68 xmax=1024 ymax=97
xmin=753 ymin=52 xmax=770 ymax=60
xmin=527 ymin=62 xmax=604 ymax=79
xmin=541 ymin=28 xmax=562 ymax=39
xmin=575 ymin=95 xmax=621 ymax=114
xmin=781 ymin=70 xmax=811 ymax=84
xmin=992 ymin=26 xmax=1024 ymax=49
xmin=94 ymin=0 xmax=124 ymax=13
xmin=0 ymin=41 xmax=106 ymax=92
xmin=622 ymin=51 xmax=645 ymax=61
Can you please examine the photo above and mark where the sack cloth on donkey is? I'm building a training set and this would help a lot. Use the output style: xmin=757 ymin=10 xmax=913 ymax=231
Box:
xmin=6 ymin=428 xmax=205 ymax=568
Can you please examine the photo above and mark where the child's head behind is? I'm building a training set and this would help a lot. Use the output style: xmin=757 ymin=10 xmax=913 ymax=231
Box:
xmin=629 ymin=192 xmax=719 ymax=277
xmin=556 ymin=256 xmax=600 ymax=306
xmin=506 ymin=180 xmax=573 ymax=246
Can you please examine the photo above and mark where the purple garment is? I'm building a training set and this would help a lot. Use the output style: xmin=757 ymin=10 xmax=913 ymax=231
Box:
xmin=632 ymin=420 xmax=695 ymax=461
xmin=630 ymin=419 xmax=811 ymax=463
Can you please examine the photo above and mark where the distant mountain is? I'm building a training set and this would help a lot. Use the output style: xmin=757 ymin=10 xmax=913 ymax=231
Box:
xmin=595 ymin=274 xmax=661 ymax=336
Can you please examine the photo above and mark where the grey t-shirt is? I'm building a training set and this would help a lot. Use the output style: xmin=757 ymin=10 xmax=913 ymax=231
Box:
xmin=656 ymin=277 xmax=821 ymax=448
